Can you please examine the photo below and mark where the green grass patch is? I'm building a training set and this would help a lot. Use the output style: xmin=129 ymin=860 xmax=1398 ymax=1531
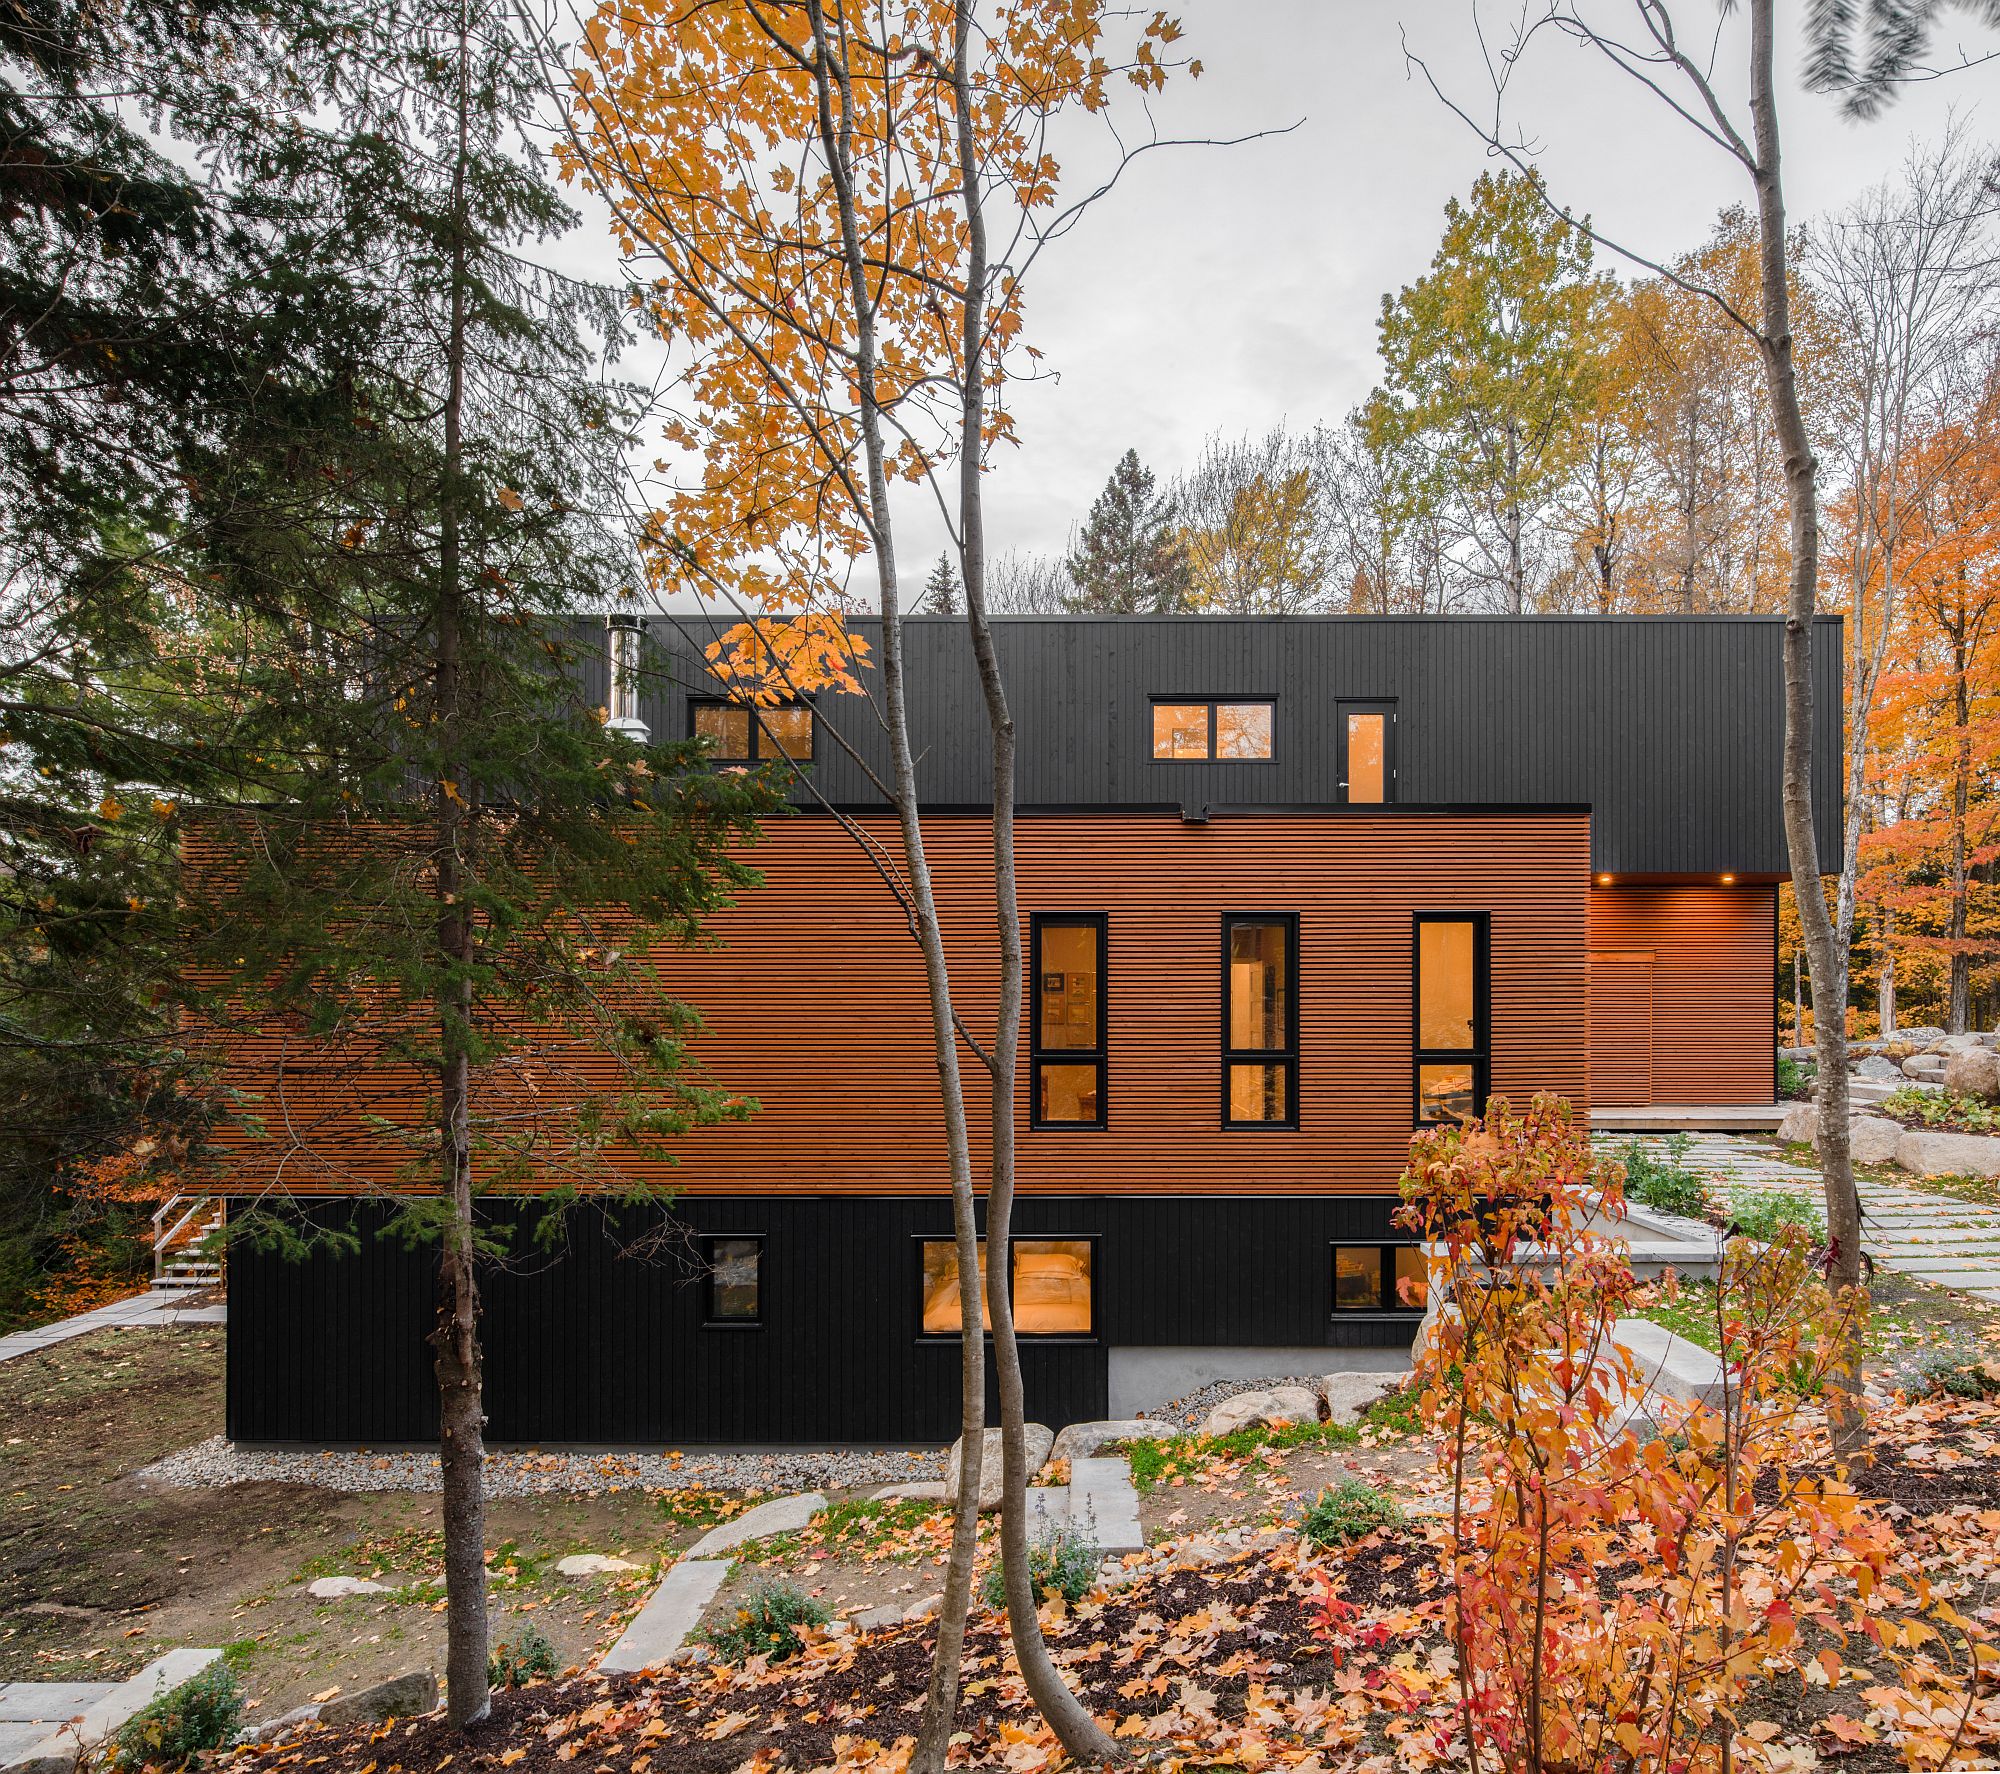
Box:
xmin=652 ymin=1486 xmax=748 ymax=1530
xmin=1361 ymin=1382 xmax=1425 ymax=1437
xmin=1125 ymin=1417 xmax=1359 ymax=1492
xmin=736 ymin=1496 xmax=944 ymax=1565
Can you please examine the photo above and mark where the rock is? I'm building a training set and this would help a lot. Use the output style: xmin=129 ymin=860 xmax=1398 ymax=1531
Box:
xmin=1776 ymin=1102 xmax=1819 ymax=1146
xmin=1198 ymin=1384 xmax=1321 ymax=1438
xmin=319 ymin=1673 xmax=439 ymax=1727
xmin=1848 ymin=1115 xmax=1905 ymax=1166
xmin=903 ymin=1593 xmax=942 ymax=1622
xmin=1896 ymin=1129 xmax=2000 ymax=1179
xmin=943 ymin=1425 xmax=1054 ymax=1511
xmin=306 ymin=1576 xmax=386 ymax=1598
xmin=1779 ymin=1045 xmax=1816 ymax=1064
xmin=233 ymin=1704 xmax=322 ymax=1747
xmin=556 ymin=1554 xmax=637 ymax=1577
xmin=1941 ymin=1049 xmax=2000 ymax=1102
xmin=1899 ymin=1026 xmax=1947 ymax=1044
xmin=824 ymin=1620 xmax=852 ymax=1638
xmin=1902 ymin=1054 xmax=1948 ymax=1080
xmin=1320 ymin=1372 xmax=1396 ymax=1425
xmin=1853 ymin=1055 xmax=1903 ymax=1082
xmin=1934 ymin=1033 xmax=1983 ymax=1054
xmin=872 ymin=1480 xmax=947 ymax=1501
xmin=853 ymin=1603 xmax=906 ymax=1631
xmin=1050 ymin=1419 xmax=1176 ymax=1464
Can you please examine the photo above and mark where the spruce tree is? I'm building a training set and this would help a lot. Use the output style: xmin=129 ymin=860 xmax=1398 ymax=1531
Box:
xmin=1064 ymin=448 xmax=1191 ymax=612
xmin=919 ymin=551 xmax=963 ymax=613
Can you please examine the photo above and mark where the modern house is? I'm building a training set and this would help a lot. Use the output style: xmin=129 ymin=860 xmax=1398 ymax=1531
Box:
xmin=220 ymin=614 xmax=1841 ymax=1446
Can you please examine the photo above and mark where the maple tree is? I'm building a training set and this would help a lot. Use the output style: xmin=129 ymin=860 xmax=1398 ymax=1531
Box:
xmin=558 ymin=4 xmax=1191 ymax=1763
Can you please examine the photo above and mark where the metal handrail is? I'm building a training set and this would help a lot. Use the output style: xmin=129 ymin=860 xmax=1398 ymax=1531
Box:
xmin=152 ymin=1195 xmax=216 ymax=1282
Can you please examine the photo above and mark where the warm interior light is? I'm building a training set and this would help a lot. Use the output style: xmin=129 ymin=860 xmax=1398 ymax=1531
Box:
xmin=1721 ymin=873 xmax=1736 ymax=884
xmin=1596 ymin=874 xmax=1613 ymax=886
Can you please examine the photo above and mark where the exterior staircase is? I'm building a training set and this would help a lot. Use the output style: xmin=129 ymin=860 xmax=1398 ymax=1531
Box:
xmin=151 ymin=1196 xmax=224 ymax=1290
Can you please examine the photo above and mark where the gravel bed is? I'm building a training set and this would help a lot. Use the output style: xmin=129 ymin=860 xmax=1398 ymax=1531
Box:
xmin=1136 ymin=1375 xmax=1332 ymax=1433
xmin=140 ymin=1434 xmax=947 ymax=1496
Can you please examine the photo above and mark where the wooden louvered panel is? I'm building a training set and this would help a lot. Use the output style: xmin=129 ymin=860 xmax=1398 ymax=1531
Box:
xmin=190 ymin=811 xmax=1594 ymax=1198
xmin=1588 ymin=950 xmax=1654 ymax=1106
xmin=1588 ymin=886 xmax=1776 ymax=1104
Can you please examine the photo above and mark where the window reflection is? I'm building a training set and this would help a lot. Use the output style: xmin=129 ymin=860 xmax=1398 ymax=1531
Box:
xmin=1418 ymin=921 xmax=1475 ymax=1049
xmin=695 ymin=703 xmax=752 ymax=759
xmin=758 ymin=704 xmax=814 ymax=759
xmin=1395 ymin=1245 xmax=1430 ymax=1309
xmin=1418 ymin=1062 xmax=1477 ymax=1123
xmin=1152 ymin=703 xmax=1210 ymax=759
xmin=693 ymin=700 xmax=812 ymax=762
xmin=1346 ymin=712 xmax=1386 ymax=802
xmin=704 ymin=1236 xmax=762 ymax=1323
xmin=1215 ymin=703 xmax=1273 ymax=759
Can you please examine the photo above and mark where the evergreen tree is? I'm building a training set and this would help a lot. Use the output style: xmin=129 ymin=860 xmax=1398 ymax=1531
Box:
xmin=1064 ymin=449 xmax=1191 ymax=612
xmin=920 ymin=551 xmax=962 ymax=613
xmin=161 ymin=0 xmax=779 ymax=1725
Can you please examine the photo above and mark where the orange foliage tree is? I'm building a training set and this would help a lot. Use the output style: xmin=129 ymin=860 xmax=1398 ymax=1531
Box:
xmin=1862 ymin=400 xmax=2000 ymax=1033
xmin=1398 ymin=1094 xmax=1888 ymax=1772
xmin=556 ymin=5 xmax=1190 ymax=1762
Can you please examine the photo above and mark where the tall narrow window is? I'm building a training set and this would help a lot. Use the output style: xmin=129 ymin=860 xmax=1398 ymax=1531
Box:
xmin=1031 ymin=915 xmax=1105 ymax=1128
xmin=702 ymin=1235 xmax=763 ymax=1325
xmin=1338 ymin=701 xmax=1395 ymax=803
xmin=692 ymin=699 xmax=814 ymax=762
xmin=1414 ymin=914 xmax=1488 ymax=1125
xmin=1223 ymin=914 xmax=1298 ymax=1127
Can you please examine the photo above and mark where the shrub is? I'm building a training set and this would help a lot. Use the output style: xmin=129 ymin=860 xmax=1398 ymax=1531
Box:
xmin=981 ymin=1518 xmax=1101 ymax=1608
xmin=1727 ymin=1190 xmax=1826 ymax=1246
xmin=699 ymin=1579 xmax=830 ymax=1664
xmin=487 ymin=1621 xmax=559 ymax=1688
xmin=106 ymin=1662 xmax=244 ymax=1770
xmin=1616 ymin=1133 xmax=1709 ymax=1220
xmin=1915 ymin=1350 xmax=2000 ymax=1399
xmin=1300 ymin=1478 xmax=1404 ymax=1548
xmin=1776 ymin=1054 xmax=1814 ymax=1100
xmin=1882 ymin=1086 xmax=2000 ymax=1134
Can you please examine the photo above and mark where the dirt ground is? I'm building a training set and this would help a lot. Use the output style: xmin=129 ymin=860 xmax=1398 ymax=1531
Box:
xmin=0 ymin=1327 xmax=732 ymax=1722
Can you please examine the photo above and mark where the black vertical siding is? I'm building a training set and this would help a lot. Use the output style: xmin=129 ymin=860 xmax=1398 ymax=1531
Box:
xmin=608 ymin=613 xmax=1841 ymax=876
xmin=229 ymin=1195 xmax=1414 ymax=1445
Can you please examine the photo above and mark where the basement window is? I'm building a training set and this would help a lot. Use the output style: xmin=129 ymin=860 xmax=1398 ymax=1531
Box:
xmin=1332 ymin=1245 xmax=1429 ymax=1313
xmin=918 ymin=1238 xmax=1095 ymax=1338
xmin=702 ymin=1235 xmax=763 ymax=1326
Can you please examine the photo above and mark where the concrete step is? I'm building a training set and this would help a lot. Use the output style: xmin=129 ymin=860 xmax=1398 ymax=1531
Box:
xmin=597 ymin=1559 xmax=728 ymax=1674
xmin=2 ymin=1650 xmax=220 ymax=1771
xmin=1591 ymin=1105 xmax=1784 ymax=1133
xmin=1611 ymin=1318 xmax=1727 ymax=1405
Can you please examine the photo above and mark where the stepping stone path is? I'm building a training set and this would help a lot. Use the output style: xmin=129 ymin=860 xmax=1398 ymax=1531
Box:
xmin=0 ymin=1650 xmax=220 ymax=1771
xmin=686 ymin=1490 xmax=825 ymax=1557
xmin=598 ymin=1560 xmax=729 ymax=1674
xmin=1605 ymin=1132 xmax=2000 ymax=1305
xmin=1024 ymin=1456 xmax=1145 ymax=1553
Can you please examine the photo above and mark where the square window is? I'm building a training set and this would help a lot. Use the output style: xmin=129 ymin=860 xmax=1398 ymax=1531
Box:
xmin=1038 ymin=1062 xmax=1100 ymax=1124
xmin=758 ymin=704 xmax=814 ymax=759
xmin=1417 ymin=1062 xmax=1477 ymax=1124
xmin=1228 ymin=1061 xmax=1288 ymax=1123
xmin=695 ymin=703 xmax=752 ymax=760
xmin=1152 ymin=703 xmax=1210 ymax=759
xmin=1333 ymin=1246 xmax=1384 ymax=1310
xmin=703 ymin=1236 xmax=762 ymax=1324
xmin=1215 ymin=703 xmax=1273 ymax=759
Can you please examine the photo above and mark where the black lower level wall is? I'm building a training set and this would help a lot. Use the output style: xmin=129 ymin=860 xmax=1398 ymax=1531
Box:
xmin=227 ymin=1194 xmax=1415 ymax=1445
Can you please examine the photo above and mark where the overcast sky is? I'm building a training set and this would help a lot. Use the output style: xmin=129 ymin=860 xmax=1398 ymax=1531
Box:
xmin=563 ymin=2 xmax=1997 ymax=599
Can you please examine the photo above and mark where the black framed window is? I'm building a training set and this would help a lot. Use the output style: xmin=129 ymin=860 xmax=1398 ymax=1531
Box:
xmin=702 ymin=1235 xmax=763 ymax=1325
xmin=1331 ymin=1245 xmax=1429 ymax=1313
xmin=691 ymin=699 xmax=814 ymax=762
xmin=917 ymin=1237 xmax=1096 ymax=1339
xmin=1031 ymin=915 xmax=1106 ymax=1128
xmin=1337 ymin=700 xmax=1396 ymax=804
xmin=1414 ymin=913 xmax=1490 ymax=1125
xmin=1223 ymin=913 xmax=1299 ymax=1128
xmin=1150 ymin=699 xmax=1275 ymax=761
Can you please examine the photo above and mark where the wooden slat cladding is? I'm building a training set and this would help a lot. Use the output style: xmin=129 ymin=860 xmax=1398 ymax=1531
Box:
xmin=197 ymin=811 xmax=1591 ymax=1200
xmin=1589 ymin=886 xmax=1776 ymax=1104
xmin=1587 ymin=951 xmax=1655 ymax=1106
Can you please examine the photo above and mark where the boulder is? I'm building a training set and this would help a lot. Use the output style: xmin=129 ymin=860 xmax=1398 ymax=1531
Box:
xmin=1050 ymin=1419 xmax=1175 ymax=1464
xmin=319 ymin=1673 xmax=439 ymax=1727
xmin=1895 ymin=1129 xmax=2000 ymax=1179
xmin=233 ymin=1704 xmax=322 ymax=1747
xmin=306 ymin=1575 xmax=386 ymax=1598
xmin=1778 ymin=1045 xmax=1816 ymax=1064
xmin=943 ymin=1424 xmax=1055 ymax=1511
xmin=1320 ymin=1372 xmax=1396 ymax=1426
xmin=1853 ymin=1055 xmax=1903 ymax=1082
xmin=556 ymin=1554 xmax=637 ymax=1578
xmin=1776 ymin=1102 xmax=1819 ymax=1146
xmin=1199 ymin=1384 xmax=1321 ymax=1438
xmin=1941 ymin=1049 xmax=2000 ymax=1102
xmin=903 ymin=1593 xmax=942 ymax=1622
xmin=1902 ymin=1054 xmax=1948 ymax=1080
xmin=1899 ymin=1026 xmax=1947 ymax=1045
xmin=1848 ymin=1115 xmax=1905 ymax=1166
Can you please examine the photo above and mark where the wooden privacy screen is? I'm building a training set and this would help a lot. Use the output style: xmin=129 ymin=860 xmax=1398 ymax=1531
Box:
xmin=1588 ymin=885 xmax=1777 ymax=1105
xmin=192 ymin=811 xmax=1593 ymax=1199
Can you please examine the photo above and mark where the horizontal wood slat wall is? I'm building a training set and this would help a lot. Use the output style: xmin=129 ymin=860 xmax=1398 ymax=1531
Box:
xmin=1587 ymin=950 xmax=1655 ymax=1107
xmin=1588 ymin=886 xmax=1776 ymax=1104
xmin=196 ymin=812 xmax=1592 ymax=1199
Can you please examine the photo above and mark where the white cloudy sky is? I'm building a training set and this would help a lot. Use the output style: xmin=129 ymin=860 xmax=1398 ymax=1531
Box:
xmin=557 ymin=2 xmax=1997 ymax=595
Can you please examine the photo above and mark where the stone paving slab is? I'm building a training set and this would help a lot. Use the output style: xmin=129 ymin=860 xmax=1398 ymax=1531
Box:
xmin=2 ymin=1651 xmax=221 ymax=1771
xmin=1020 ymin=1456 xmax=1144 ymax=1553
xmin=597 ymin=1559 xmax=728 ymax=1673
xmin=1605 ymin=1132 xmax=2000 ymax=1304
xmin=687 ymin=1490 xmax=825 ymax=1557
xmin=0 ymin=1292 xmax=209 ymax=1366
xmin=0 ymin=1688 xmax=113 ymax=1726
